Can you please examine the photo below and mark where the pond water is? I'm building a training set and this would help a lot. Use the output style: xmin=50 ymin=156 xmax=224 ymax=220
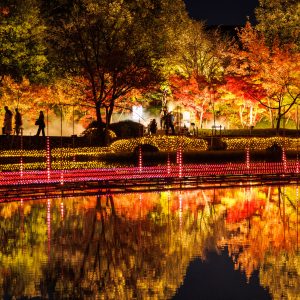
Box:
xmin=0 ymin=184 xmax=299 ymax=299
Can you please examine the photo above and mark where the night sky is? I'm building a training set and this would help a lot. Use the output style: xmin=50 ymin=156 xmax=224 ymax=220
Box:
xmin=184 ymin=0 xmax=259 ymax=26
xmin=173 ymin=250 xmax=272 ymax=300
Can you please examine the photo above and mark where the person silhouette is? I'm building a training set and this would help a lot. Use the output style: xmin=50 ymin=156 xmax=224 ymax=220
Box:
xmin=14 ymin=108 xmax=22 ymax=136
xmin=3 ymin=106 xmax=13 ymax=136
xmin=150 ymin=119 xmax=157 ymax=134
xmin=160 ymin=107 xmax=167 ymax=129
xmin=165 ymin=111 xmax=175 ymax=135
xmin=35 ymin=111 xmax=46 ymax=136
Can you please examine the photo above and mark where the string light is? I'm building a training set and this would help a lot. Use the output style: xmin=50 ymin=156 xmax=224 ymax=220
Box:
xmin=2 ymin=136 xmax=300 ymax=160
xmin=246 ymin=147 xmax=250 ymax=170
xmin=178 ymin=144 xmax=183 ymax=178
xmin=138 ymin=145 xmax=142 ymax=172
xmin=224 ymin=137 xmax=300 ymax=151
xmin=282 ymin=147 xmax=287 ymax=173
xmin=1 ymin=136 xmax=300 ymax=188
xmin=2 ymin=136 xmax=300 ymax=172
xmin=167 ymin=153 xmax=171 ymax=175
xmin=110 ymin=136 xmax=208 ymax=153
xmin=46 ymin=137 xmax=51 ymax=180
xmin=60 ymin=170 xmax=64 ymax=185
xmin=0 ymin=161 xmax=299 ymax=188
xmin=20 ymin=156 xmax=23 ymax=179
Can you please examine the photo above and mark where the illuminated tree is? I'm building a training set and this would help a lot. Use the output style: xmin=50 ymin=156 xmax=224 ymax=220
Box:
xmin=0 ymin=76 xmax=88 ymax=136
xmin=220 ymin=76 xmax=266 ymax=128
xmin=255 ymin=0 xmax=300 ymax=47
xmin=0 ymin=76 xmax=53 ymax=131
xmin=171 ymin=20 xmax=234 ymax=127
xmin=233 ymin=22 xmax=300 ymax=131
xmin=0 ymin=0 xmax=48 ymax=83
xmin=46 ymin=0 xmax=188 ymax=141
xmin=169 ymin=74 xmax=211 ymax=128
xmin=46 ymin=78 xmax=92 ymax=130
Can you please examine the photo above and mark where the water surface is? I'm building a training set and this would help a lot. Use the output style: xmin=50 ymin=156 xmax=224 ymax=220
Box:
xmin=0 ymin=184 xmax=299 ymax=299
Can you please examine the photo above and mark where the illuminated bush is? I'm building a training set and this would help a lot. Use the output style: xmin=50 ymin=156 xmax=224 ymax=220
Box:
xmin=51 ymin=147 xmax=111 ymax=158
xmin=109 ymin=136 xmax=208 ymax=153
xmin=3 ymin=136 xmax=300 ymax=172
xmin=223 ymin=137 xmax=300 ymax=151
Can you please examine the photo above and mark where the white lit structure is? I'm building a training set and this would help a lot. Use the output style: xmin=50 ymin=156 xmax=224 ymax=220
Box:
xmin=132 ymin=105 xmax=143 ymax=122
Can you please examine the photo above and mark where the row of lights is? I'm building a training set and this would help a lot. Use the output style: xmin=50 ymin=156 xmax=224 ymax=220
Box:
xmin=1 ymin=162 xmax=299 ymax=187
xmin=1 ymin=136 xmax=300 ymax=161
xmin=223 ymin=137 xmax=300 ymax=151
xmin=1 ymin=136 xmax=300 ymax=174
xmin=0 ymin=161 xmax=131 ymax=172
xmin=109 ymin=136 xmax=208 ymax=152
xmin=0 ymin=147 xmax=110 ymax=159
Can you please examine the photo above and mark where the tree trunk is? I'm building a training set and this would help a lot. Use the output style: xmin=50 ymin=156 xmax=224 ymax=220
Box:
xmin=276 ymin=114 xmax=281 ymax=133
xmin=102 ymin=101 xmax=116 ymax=146
xmin=249 ymin=105 xmax=253 ymax=126
xmin=267 ymin=100 xmax=274 ymax=128
xmin=253 ymin=107 xmax=258 ymax=126
xmin=107 ymin=100 xmax=115 ymax=126
xmin=199 ymin=110 xmax=203 ymax=129
xmin=104 ymin=106 xmax=110 ymax=146
xmin=276 ymin=105 xmax=284 ymax=134
xmin=95 ymin=102 xmax=103 ymax=128
xmin=239 ymin=106 xmax=245 ymax=128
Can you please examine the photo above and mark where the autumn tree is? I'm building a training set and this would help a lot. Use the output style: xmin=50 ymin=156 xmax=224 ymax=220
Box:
xmin=171 ymin=20 xmax=234 ymax=128
xmin=219 ymin=76 xmax=266 ymax=128
xmin=46 ymin=0 xmax=188 ymax=141
xmin=255 ymin=0 xmax=300 ymax=47
xmin=169 ymin=74 xmax=211 ymax=128
xmin=0 ymin=0 xmax=48 ymax=83
xmin=233 ymin=22 xmax=300 ymax=132
xmin=0 ymin=74 xmax=89 ymax=136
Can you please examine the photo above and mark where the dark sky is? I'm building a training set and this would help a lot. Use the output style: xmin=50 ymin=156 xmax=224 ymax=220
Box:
xmin=173 ymin=252 xmax=272 ymax=300
xmin=184 ymin=0 xmax=259 ymax=26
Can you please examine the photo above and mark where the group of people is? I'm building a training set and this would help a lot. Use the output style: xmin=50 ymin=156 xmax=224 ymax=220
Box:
xmin=2 ymin=106 xmax=22 ymax=136
xmin=160 ymin=109 xmax=175 ymax=135
xmin=2 ymin=106 xmax=46 ymax=137
xmin=147 ymin=109 xmax=176 ymax=136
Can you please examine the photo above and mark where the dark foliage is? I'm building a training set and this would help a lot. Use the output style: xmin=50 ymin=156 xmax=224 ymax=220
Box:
xmin=109 ymin=120 xmax=144 ymax=139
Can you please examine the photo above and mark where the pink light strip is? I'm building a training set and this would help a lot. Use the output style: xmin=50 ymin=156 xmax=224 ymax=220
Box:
xmin=0 ymin=161 xmax=299 ymax=187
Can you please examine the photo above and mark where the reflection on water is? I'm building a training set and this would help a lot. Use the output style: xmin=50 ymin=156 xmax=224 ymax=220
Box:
xmin=0 ymin=185 xmax=299 ymax=299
